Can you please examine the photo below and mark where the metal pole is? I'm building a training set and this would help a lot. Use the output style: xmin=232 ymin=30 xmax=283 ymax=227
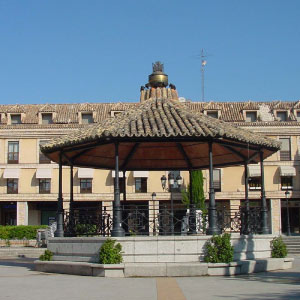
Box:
xmin=260 ymin=151 xmax=269 ymax=234
xmin=170 ymin=186 xmax=174 ymax=235
xmin=207 ymin=142 xmax=220 ymax=235
xmin=243 ymin=161 xmax=250 ymax=235
xmin=55 ymin=151 xmax=64 ymax=237
xmin=188 ymin=170 xmax=196 ymax=234
xmin=285 ymin=191 xmax=291 ymax=236
xmin=111 ymin=142 xmax=125 ymax=237
xmin=69 ymin=165 xmax=74 ymax=236
xmin=152 ymin=192 xmax=156 ymax=236
xmin=123 ymin=171 xmax=126 ymax=202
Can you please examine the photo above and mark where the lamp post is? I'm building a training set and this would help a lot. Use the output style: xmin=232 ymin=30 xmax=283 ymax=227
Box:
xmin=152 ymin=192 xmax=157 ymax=235
xmin=160 ymin=173 xmax=182 ymax=235
xmin=285 ymin=190 xmax=291 ymax=236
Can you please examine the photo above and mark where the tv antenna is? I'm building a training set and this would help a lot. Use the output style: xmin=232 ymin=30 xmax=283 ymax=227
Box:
xmin=201 ymin=49 xmax=207 ymax=102
xmin=193 ymin=49 xmax=211 ymax=101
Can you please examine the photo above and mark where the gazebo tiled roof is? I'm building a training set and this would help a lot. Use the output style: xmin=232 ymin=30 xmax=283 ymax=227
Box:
xmin=41 ymin=90 xmax=280 ymax=171
xmin=43 ymin=95 xmax=280 ymax=151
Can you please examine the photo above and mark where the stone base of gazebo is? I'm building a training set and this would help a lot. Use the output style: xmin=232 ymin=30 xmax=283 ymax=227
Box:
xmin=35 ymin=235 xmax=293 ymax=277
xmin=47 ymin=234 xmax=274 ymax=263
xmin=34 ymin=258 xmax=294 ymax=277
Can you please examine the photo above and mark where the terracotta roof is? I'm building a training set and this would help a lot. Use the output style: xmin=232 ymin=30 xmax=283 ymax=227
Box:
xmin=42 ymin=96 xmax=280 ymax=153
xmin=0 ymin=100 xmax=298 ymax=127
xmin=242 ymin=101 xmax=260 ymax=110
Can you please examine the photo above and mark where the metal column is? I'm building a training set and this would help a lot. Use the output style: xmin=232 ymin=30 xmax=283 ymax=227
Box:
xmin=260 ymin=151 xmax=269 ymax=234
xmin=111 ymin=142 xmax=125 ymax=237
xmin=55 ymin=151 xmax=64 ymax=237
xmin=206 ymin=142 xmax=220 ymax=235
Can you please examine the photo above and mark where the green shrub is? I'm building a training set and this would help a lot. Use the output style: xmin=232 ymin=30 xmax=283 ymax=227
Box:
xmin=99 ymin=238 xmax=123 ymax=264
xmin=74 ymin=224 xmax=97 ymax=236
xmin=271 ymin=236 xmax=288 ymax=258
xmin=0 ymin=225 xmax=47 ymax=240
xmin=204 ymin=233 xmax=234 ymax=263
xmin=39 ymin=250 xmax=53 ymax=261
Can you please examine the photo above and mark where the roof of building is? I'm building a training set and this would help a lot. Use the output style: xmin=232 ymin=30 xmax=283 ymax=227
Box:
xmin=0 ymin=99 xmax=299 ymax=128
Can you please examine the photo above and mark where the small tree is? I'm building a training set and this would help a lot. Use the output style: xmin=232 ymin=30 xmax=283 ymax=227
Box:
xmin=181 ymin=170 xmax=206 ymax=212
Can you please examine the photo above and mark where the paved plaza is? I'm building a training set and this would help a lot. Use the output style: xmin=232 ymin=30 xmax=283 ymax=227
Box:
xmin=0 ymin=258 xmax=299 ymax=300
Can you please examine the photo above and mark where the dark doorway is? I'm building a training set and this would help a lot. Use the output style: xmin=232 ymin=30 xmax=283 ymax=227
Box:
xmin=0 ymin=202 xmax=16 ymax=225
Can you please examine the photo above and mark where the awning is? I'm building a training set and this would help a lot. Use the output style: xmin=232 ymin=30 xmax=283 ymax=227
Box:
xmin=36 ymin=168 xmax=52 ymax=179
xmin=78 ymin=168 xmax=94 ymax=179
xmin=112 ymin=171 xmax=127 ymax=178
xmin=3 ymin=168 xmax=20 ymax=179
xmin=247 ymin=165 xmax=261 ymax=177
xmin=279 ymin=166 xmax=296 ymax=177
xmin=133 ymin=171 xmax=149 ymax=178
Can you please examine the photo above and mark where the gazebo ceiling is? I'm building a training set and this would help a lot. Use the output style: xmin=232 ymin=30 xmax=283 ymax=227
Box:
xmin=41 ymin=93 xmax=280 ymax=171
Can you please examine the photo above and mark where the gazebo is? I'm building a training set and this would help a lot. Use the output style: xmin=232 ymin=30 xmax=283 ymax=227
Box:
xmin=41 ymin=62 xmax=280 ymax=237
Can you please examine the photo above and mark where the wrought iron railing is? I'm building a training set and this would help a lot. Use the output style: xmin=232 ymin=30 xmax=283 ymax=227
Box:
xmin=64 ymin=203 xmax=264 ymax=237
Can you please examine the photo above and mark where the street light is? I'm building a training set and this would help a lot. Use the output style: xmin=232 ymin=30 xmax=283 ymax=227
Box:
xmin=160 ymin=173 xmax=182 ymax=235
xmin=285 ymin=190 xmax=291 ymax=236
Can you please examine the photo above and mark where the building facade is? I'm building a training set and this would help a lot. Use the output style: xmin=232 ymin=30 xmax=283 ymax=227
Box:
xmin=0 ymin=99 xmax=299 ymax=235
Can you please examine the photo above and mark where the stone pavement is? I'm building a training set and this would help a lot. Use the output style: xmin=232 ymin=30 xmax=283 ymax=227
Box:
xmin=0 ymin=257 xmax=299 ymax=300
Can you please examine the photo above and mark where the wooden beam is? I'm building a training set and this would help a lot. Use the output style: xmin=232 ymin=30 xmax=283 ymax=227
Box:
xmin=176 ymin=143 xmax=193 ymax=169
xmin=222 ymin=145 xmax=246 ymax=160
xmin=120 ymin=143 xmax=139 ymax=170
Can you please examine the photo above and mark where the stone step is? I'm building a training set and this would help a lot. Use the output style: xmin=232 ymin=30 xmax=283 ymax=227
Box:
xmin=0 ymin=247 xmax=45 ymax=258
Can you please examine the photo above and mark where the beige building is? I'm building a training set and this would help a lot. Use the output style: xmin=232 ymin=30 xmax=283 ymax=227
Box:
xmin=0 ymin=98 xmax=299 ymax=235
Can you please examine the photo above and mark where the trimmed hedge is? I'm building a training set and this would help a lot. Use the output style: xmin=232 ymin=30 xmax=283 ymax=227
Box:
xmin=0 ymin=225 xmax=48 ymax=240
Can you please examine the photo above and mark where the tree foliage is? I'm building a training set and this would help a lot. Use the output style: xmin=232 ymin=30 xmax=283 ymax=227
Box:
xmin=181 ymin=170 xmax=206 ymax=211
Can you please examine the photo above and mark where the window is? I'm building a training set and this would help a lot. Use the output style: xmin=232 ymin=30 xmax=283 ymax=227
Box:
xmin=7 ymin=179 xmax=18 ymax=194
xmin=281 ymin=176 xmax=293 ymax=190
xmin=114 ymin=177 xmax=125 ymax=193
xmin=8 ymin=141 xmax=19 ymax=164
xmin=80 ymin=179 xmax=92 ymax=193
xmin=207 ymin=111 xmax=218 ymax=119
xmin=82 ymin=113 xmax=93 ymax=124
xmin=249 ymin=177 xmax=261 ymax=190
xmin=111 ymin=111 xmax=123 ymax=117
xmin=213 ymin=169 xmax=221 ymax=192
xmin=245 ymin=112 xmax=257 ymax=122
xmin=279 ymin=138 xmax=291 ymax=161
xmin=39 ymin=179 xmax=51 ymax=194
xmin=39 ymin=140 xmax=51 ymax=164
xmin=135 ymin=178 xmax=147 ymax=193
xmin=297 ymin=111 xmax=300 ymax=122
xmin=11 ymin=114 xmax=21 ymax=124
xmin=277 ymin=111 xmax=287 ymax=122
xmin=42 ymin=113 xmax=53 ymax=125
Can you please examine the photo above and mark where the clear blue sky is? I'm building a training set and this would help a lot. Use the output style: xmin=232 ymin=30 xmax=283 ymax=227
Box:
xmin=0 ymin=0 xmax=299 ymax=104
